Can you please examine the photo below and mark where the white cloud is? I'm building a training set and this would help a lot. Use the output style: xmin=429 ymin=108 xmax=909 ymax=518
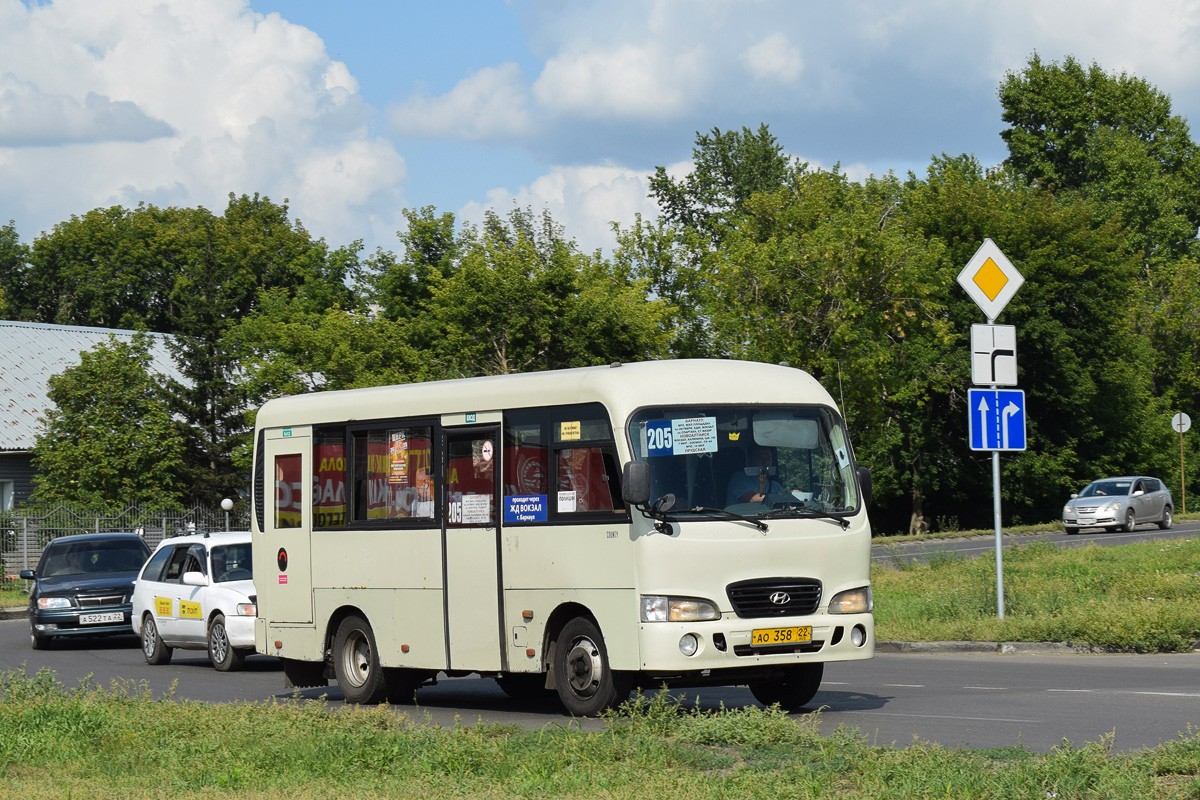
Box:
xmin=388 ymin=63 xmax=532 ymax=141
xmin=532 ymin=43 xmax=707 ymax=119
xmin=741 ymin=33 xmax=803 ymax=83
xmin=0 ymin=0 xmax=405 ymax=251
xmin=0 ymin=76 xmax=175 ymax=147
xmin=458 ymin=164 xmax=662 ymax=254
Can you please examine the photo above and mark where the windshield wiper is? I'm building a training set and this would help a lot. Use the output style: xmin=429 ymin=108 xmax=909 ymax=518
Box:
xmin=684 ymin=506 xmax=769 ymax=532
xmin=761 ymin=506 xmax=850 ymax=529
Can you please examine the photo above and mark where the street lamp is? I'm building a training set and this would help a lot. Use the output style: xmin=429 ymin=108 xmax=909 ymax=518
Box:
xmin=220 ymin=498 xmax=233 ymax=531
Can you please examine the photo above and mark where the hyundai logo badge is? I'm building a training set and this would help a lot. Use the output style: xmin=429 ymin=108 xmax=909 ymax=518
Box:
xmin=769 ymin=591 xmax=791 ymax=605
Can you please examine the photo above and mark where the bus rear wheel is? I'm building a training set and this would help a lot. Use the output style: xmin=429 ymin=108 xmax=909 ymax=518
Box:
xmin=333 ymin=615 xmax=387 ymax=704
xmin=749 ymin=663 xmax=824 ymax=711
xmin=553 ymin=617 xmax=630 ymax=716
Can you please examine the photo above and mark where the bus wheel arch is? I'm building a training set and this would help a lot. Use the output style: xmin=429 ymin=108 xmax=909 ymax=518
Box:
xmin=331 ymin=611 xmax=388 ymax=705
xmin=548 ymin=612 xmax=632 ymax=716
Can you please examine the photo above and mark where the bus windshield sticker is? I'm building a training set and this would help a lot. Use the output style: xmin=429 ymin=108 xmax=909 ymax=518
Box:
xmin=646 ymin=417 xmax=718 ymax=457
xmin=504 ymin=494 xmax=547 ymax=523
xmin=560 ymin=421 xmax=581 ymax=441
xmin=558 ymin=489 xmax=578 ymax=513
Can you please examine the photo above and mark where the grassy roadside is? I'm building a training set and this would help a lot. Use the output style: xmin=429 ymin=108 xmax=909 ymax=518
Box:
xmin=873 ymin=531 xmax=1200 ymax=651
xmin=1 ymin=668 xmax=1198 ymax=800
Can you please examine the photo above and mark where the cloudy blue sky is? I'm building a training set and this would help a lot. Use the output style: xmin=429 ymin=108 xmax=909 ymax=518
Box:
xmin=3 ymin=0 xmax=1200 ymax=256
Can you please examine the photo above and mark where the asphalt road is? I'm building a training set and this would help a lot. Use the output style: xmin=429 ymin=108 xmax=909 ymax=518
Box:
xmin=2 ymin=617 xmax=1198 ymax=754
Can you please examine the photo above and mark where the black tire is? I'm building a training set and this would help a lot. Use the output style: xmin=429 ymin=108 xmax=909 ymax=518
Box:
xmin=29 ymin=626 xmax=49 ymax=650
xmin=208 ymin=614 xmax=245 ymax=672
xmin=1122 ymin=508 xmax=1137 ymax=532
xmin=1064 ymin=526 xmax=1079 ymax=535
xmin=141 ymin=614 xmax=172 ymax=665
xmin=496 ymin=673 xmax=552 ymax=701
xmin=333 ymin=615 xmax=387 ymax=704
xmin=749 ymin=663 xmax=824 ymax=711
xmin=1159 ymin=506 xmax=1173 ymax=530
xmin=552 ymin=617 xmax=630 ymax=716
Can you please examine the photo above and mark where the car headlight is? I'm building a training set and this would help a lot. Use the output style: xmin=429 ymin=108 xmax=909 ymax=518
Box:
xmin=1062 ymin=505 xmax=1072 ymax=514
xmin=641 ymin=595 xmax=720 ymax=622
xmin=829 ymin=587 xmax=872 ymax=614
xmin=37 ymin=597 xmax=72 ymax=610
xmin=235 ymin=603 xmax=257 ymax=616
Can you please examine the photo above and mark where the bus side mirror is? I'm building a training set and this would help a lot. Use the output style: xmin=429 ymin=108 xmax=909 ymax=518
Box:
xmin=622 ymin=461 xmax=650 ymax=506
xmin=856 ymin=466 xmax=872 ymax=509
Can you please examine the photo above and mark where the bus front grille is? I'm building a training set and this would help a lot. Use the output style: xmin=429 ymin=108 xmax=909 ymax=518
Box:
xmin=726 ymin=578 xmax=822 ymax=618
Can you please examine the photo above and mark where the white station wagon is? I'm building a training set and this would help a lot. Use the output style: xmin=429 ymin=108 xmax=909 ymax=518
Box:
xmin=131 ymin=530 xmax=257 ymax=671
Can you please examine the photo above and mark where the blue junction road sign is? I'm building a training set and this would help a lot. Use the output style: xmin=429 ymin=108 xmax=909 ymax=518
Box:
xmin=968 ymin=388 xmax=1027 ymax=451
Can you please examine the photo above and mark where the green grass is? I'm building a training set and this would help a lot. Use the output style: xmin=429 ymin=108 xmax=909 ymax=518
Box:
xmin=873 ymin=537 xmax=1200 ymax=651
xmin=0 ymin=667 xmax=1198 ymax=799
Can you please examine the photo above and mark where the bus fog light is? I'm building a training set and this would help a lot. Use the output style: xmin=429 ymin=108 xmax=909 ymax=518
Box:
xmin=679 ymin=634 xmax=699 ymax=657
xmin=851 ymin=624 xmax=866 ymax=647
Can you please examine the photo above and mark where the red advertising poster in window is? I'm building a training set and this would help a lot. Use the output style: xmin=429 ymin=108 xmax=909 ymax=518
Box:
xmin=274 ymin=453 xmax=303 ymax=528
xmin=313 ymin=438 xmax=347 ymax=527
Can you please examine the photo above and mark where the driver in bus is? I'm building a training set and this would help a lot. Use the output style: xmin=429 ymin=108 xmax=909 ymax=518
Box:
xmin=726 ymin=445 xmax=784 ymax=505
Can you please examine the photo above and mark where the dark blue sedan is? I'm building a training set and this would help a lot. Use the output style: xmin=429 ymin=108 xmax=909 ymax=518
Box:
xmin=18 ymin=533 xmax=151 ymax=649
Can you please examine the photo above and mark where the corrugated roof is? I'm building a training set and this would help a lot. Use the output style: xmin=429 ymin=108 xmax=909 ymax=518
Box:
xmin=0 ymin=320 xmax=184 ymax=452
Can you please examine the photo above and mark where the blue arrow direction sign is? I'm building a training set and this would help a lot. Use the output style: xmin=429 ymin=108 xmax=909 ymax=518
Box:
xmin=968 ymin=388 xmax=1027 ymax=451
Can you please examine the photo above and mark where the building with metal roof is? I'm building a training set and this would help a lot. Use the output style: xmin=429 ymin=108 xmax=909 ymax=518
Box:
xmin=0 ymin=320 xmax=182 ymax=509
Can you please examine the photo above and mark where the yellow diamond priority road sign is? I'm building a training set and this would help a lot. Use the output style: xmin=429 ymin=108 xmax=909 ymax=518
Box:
xmin=957 ymin=238 xmax=1024 ymax=321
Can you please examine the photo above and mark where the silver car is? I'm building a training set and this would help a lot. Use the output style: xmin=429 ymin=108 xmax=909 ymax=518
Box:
xmin=1062 ymin=476 xmax=1173 ymax=534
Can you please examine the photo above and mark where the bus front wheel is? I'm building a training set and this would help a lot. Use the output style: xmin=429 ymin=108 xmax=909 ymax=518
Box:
xmin=333 ymin=615 xmax=387 ymax=704
xmin=553 ymin=617 xmax=630 ymax=716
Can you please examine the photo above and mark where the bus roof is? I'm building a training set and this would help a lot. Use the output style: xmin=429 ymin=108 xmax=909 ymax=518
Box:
xmin=253 ymin=359 xmax=837 ymax=430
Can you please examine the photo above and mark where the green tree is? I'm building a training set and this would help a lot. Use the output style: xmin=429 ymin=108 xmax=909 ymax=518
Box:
xmin=418 ymin=207 xmax=671 ymax=375
xmin=0 ymin=220 xmax=27 ymax=317
xmin=649 ymin=124 xmax=795 ymax=240
xmin=30 ymin=334 xmax=186 ymax=510
xmin=999 ymin=54 xmax=1200 ymax=266
xmin=163 ymin=194 xmax=361 ymax=505
xmin=904 ymin=157 xmax=1170 ymax=527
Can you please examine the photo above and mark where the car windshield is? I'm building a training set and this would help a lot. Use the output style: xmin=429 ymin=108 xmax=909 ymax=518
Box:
xmin=39 ymin=539 xmax=147 ymax=576
xmin=210 ymin=543 xmax=253 ymax=583
xmin=628 ymin=404 xmax=860 ymax=516
xmin=1079 ymin=480 xmax=1132 ymax=498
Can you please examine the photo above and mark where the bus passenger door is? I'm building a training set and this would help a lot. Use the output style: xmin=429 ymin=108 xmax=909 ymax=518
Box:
xmin=261 ymin=432 xmax=314 ymax=625
xmin=443 ymin=427 xmax=504 ymax=671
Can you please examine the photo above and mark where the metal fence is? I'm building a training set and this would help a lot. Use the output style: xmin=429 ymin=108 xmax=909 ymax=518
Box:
xmin=1 ymin=504 xmax=252 ymax=584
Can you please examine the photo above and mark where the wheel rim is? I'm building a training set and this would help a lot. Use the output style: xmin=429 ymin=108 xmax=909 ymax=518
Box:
xmin=210 ymin=622 xmax=229 ymax=664
xmin=142 ymin=619 xmax=156 ymax=657
xmin=1127 ymin=510 xmax=1136 ymax=529
xmin=340 ymin=629 xmax=372 ymax=689
xmin=564 ymin=635 xmax=603 ymax=698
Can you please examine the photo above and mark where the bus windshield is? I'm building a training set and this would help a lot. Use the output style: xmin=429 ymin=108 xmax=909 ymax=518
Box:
xmin=628 ymin=405 xmax=860 ymax=515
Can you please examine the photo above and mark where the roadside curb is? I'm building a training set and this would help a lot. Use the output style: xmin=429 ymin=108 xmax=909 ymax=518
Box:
xmin=1 ymin=606 xmax=25 ymax=621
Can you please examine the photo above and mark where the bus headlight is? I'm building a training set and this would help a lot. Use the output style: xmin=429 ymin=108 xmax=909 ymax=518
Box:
xmin=829 ymin=587 xmax=872 ymax=614
xmin=641 ymin=595 xmax=721 ymax=622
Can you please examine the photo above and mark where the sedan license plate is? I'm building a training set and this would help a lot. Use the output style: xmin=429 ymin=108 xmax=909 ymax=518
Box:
xmin=751 ymin=625 xmax=812 ymax=646
xmin=79 ymin=612 xmax=124 ymax=625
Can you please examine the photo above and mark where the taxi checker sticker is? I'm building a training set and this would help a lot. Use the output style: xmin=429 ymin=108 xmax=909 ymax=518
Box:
xmin=154 ymin=597 xmax=173 ymax=616
xmin=180 ymin=600 xmax=203 ymax=619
